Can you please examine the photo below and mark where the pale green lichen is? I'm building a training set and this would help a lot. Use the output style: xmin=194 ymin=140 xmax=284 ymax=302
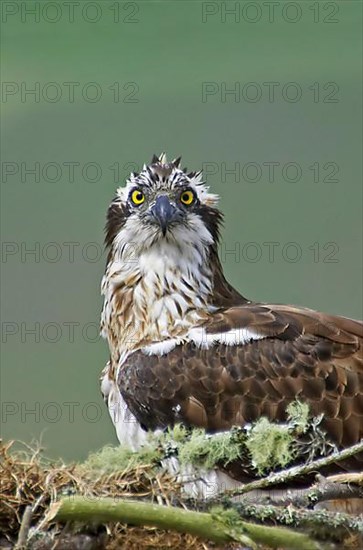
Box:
xmin=244 ymin=401 xmax=312 ymax=474
xmin=79 ymin=426 xmax=243 ymax=477
xmin=286 ymin=400 xmax=310 ymax=434
xmin=177 ymin=428 xmax=243 ymax=470
xmin=166 ymin=424 xmax=191 ymax=443
xmin=80 ymin=401 xmax=312 ymax=478
xmin=149 ymin=424 xmax=190 ymax=447
xmin=79 ymin=444 xmax=162 ymax=477
xmin=245 ymin=417 xmax=294 ymax=474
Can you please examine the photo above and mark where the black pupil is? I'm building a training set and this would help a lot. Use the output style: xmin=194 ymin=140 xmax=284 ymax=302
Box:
xmin=135 ymin=192 xmax=142 ymax=201
xmin=184 ymin=193 xmax=190 ymax=201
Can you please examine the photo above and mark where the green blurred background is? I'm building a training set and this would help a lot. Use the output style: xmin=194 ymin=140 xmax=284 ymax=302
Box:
xmin=1 ymin=1 xmax=362 ymax=461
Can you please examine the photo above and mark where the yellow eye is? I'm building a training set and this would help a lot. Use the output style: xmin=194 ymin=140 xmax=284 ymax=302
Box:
xmin=180 ymin=190 xmax=195 ymax=206
xmin=130 ymin=189 xmax=145 ymax=205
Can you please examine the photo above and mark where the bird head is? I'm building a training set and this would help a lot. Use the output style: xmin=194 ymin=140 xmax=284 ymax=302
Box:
xmin=105 ymin=154 xmax=222 ymax=258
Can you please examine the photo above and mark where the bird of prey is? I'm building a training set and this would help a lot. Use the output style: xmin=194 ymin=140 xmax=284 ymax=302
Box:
xmin=100 ymin=153 xmax=363 ymax=481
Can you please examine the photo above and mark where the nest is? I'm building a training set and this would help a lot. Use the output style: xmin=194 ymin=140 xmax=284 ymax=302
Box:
xmin=0 ymin=440 xmax=213 ymax=550
xmin=2 ymin=412 xmax=362 ymax=550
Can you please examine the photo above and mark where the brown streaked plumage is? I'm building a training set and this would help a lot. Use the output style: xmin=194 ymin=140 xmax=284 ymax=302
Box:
xmin=100 ymin=154 xmax=363 ymax=480
xmin=119 ymin=304 xmax=363 ymax=474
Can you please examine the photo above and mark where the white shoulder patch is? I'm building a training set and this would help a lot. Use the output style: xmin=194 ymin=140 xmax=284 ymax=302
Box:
xmin=142 ymin=338 xmax=182 ymax=356
xmin=188 ymin=327 xmax=265 ymax=348
xmin=141 ymin=328 xmax=265 ymax=355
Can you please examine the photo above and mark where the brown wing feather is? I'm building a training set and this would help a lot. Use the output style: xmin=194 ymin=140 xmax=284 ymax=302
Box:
xmin=118 ymin=304 xmax=363 ymax=472
xmin=203 ymin=304 xmax=363 ymax=344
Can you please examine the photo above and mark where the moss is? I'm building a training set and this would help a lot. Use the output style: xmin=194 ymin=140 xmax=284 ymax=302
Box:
xmin=79 ymin=444 xmax=162 ymax=477
xmin=168 ymin=424 xmax=191 ymax=443
xmin=178 ymin=429 xmax=242 ymax=470
xmin=79 ymin=402 xmax=311 ymax=478
xmin=287 ymin=401 xmax=310 ymax=434
xmin=245 ymin=417 xmax=294 ymax=474
xmin=210 ymin=506 xmax=243 ymax=527
xmin=150 ymin=424 xmax=190 ymax=448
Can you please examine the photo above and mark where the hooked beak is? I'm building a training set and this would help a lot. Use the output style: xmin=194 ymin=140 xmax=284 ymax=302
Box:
xmin=149 ymin=195 xmax=182 ymax=236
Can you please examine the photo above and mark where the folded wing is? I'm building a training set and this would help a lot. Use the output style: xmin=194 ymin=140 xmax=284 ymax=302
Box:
xmin=119 ymin=303 xmax=363 ymax=470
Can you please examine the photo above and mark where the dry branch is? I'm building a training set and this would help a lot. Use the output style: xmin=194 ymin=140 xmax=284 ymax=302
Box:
xmin=234 ymin=502 xmax=363 ymax=541
xmin=233 ymin=475 xmax=363 ymax=508
xmin=226 ymin=440 xmax=363 ymax=498
xmin=14 ymin=505 xmax=32 ymax=549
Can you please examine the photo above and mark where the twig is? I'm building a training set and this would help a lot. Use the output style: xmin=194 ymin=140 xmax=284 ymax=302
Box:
xmin=226 ymin=440 xmax=363 ymax=498
xmin=234 ymin=502 xmax=363 ymax=541
xmin=286 ymin=474 xmax=363 ymax=508
xmin=233 ymin=476 xmax=363 ymax=508
xmin=46 ymin=496 xmax=320 ymax=549
xmin=15 ymin=505 xmax=32 ymax=549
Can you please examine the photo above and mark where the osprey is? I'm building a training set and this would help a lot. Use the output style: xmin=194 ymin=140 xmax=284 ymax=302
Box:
xmin=101 ymin=153 xmax=363 ymax=481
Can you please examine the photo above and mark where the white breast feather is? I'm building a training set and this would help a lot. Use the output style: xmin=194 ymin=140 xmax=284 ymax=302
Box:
xmin=101 ymin=371 xmax=148 ymax=451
